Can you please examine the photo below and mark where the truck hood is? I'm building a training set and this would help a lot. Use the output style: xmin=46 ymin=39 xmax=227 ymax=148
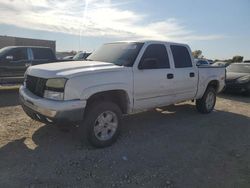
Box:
xmin=226 ymin=72 xmax=249 ymax=81
xmin=26 ymin=61 xmax=124 ymax=78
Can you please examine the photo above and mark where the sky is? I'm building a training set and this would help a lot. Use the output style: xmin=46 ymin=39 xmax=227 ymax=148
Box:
xmin=0 ymin=0 xmax=249 ymax=60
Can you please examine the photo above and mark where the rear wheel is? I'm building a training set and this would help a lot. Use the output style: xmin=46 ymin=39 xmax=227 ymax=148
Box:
xmin=196 ymin=87 xmax=216 ymax=113
xmin=82 ymin=101 xmax=122 ymax=148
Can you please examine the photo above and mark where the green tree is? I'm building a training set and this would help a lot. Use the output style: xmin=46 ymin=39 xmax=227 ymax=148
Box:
xmin=192 ymin=50 xmax=203 ymax=58
xmin=232 ymin=56 xmax=244 ymax=62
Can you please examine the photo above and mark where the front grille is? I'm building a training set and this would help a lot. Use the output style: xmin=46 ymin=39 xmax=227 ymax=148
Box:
xmin=26 ymin=75 xmax=47 ymax=97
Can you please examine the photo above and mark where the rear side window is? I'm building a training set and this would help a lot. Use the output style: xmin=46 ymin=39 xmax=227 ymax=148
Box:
xmin=9 ymin=48 xmax=28 ymax=61
xmin=171 ymin=45 xmax=192 ymax=68
xmin=32 ymin=48 xmax=55 ymax=60
xmin=139 ymin=44 xmax=170 ymax=69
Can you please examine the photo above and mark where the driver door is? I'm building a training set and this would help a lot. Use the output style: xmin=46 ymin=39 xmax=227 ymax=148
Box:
xmin=1 ymin=47 xmax=30 ymax=77
xmin=133 ymin=43 xmax=175 ymax=111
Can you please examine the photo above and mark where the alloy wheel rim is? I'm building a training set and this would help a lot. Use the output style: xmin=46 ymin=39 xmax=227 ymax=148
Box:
xmin=205 ymin=91 xmax=215 ymax=110
xmin=94 ymin=111 xmax=118 ymax=141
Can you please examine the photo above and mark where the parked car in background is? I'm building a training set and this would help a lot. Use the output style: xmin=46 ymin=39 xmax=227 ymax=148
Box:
xmin=244 ymin=60 xmax=250 ymax=63
xmin=212 ymin=61 xmax=231 ymax=67
xmin=195 ymin=59 xmax=210 ymax=66
xmin=225 ymin=63 xmax=250 ymax=94
xmin=73 ymin=51 xmax=91 ymax=61
xmin=20 ymin=40 xmax=225 ymax=147
xmin=0 ymin=46 xmax=58 ymax=84
xmin=207 ymin=59 xmax=214 ymax=64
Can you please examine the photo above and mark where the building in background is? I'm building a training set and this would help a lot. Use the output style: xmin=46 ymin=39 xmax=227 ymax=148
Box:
xmin=0 ymin=35 xmax=56 ymax=52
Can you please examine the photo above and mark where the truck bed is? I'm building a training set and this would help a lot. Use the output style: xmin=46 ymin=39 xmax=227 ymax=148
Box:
xmin=196 ymin=66 xmax=225 ymax=99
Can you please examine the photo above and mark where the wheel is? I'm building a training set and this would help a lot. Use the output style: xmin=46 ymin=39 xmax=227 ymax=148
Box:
xmin=196 ymin=87 xmax=216 ymax=113
xmin=82 ymin=101 xmax=122 ymax=148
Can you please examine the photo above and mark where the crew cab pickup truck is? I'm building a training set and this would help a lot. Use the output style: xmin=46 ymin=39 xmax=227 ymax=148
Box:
xmin=0 ymin=46 xmax=58 ymax=84
xmin=19 ymin=41 xmax=225 ymax=147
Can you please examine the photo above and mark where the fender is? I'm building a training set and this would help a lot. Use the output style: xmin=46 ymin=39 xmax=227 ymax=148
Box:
xmin=80 ymin=82 xmax=133 ymax=105
xmin=196 ymin=74 xmax=220 ymax=99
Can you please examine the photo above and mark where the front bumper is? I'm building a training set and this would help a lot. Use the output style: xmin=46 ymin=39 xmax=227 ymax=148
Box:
xmin=19 ymin=86 xmax=86 ymax=124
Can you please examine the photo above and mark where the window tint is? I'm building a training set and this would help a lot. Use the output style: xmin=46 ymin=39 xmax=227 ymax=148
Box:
xmin=32 ymin=48 xmax=54 ymax=60
xmin=171 ymin=45 xmax=192 ymax=68
xmin=10 ymin=48 xmax=28 ymax=61
xmin=139 ymin=44 xmax=170 ymax=69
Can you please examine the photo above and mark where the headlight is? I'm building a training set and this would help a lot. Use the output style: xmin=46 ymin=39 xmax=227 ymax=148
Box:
xmin=44 ymin=78 xmax=67 ymax=100
xmin=46 ymin=78 xmax=67 ymax=89
xmin=237 ymin=76 xmax=250 ymax=84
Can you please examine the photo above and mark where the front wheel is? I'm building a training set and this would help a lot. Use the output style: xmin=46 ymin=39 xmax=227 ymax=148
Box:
xmin=196 ymin=87 xmax=216 ymax=114
xmin=82 ymin=101 xmax=122 ymax=148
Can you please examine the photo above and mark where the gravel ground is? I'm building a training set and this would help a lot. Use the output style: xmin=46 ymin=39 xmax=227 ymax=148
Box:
xmin=0 ymin=90 xmax=250 ymax=188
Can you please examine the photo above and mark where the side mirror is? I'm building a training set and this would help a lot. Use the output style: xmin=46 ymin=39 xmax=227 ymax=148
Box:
xmin=138 ymin=58 xmax=157 ymax=69
xmin=196 ymin=61 xmax=201 ymax=66
xmin=6 ymin=55 xmax=13 ymax=61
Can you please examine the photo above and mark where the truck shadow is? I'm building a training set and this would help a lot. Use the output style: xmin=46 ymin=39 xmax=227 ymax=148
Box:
xmin=0 ymin=89 xmax=20 ymax=107
xmin=219 ymin=93 xmax=250 ymax=103
xmin=1 ymin=104 xmax=250 ymax=187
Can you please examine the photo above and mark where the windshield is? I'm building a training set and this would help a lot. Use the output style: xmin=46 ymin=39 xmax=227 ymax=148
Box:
xmin=73 ymin=52 xmax=84 ymax=60
xmin=73 ymin=52 xmax=91 ymax=60
xmin=87 ymin=42 xmax=144 ymax=66
xmin=227 ymin=64 xmax=250 ymax=73
xmin=0 ymin=47 xmax=11 ymax=56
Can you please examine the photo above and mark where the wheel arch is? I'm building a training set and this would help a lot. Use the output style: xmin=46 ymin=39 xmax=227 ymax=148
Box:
xmin=207 ymin=80 xmax=219 ymax=93
xmin=85 ymin=90 xmax=131 ymax=114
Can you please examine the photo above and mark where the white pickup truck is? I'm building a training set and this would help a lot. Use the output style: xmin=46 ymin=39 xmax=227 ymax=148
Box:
xmin=20 ymin=41 xmax=225 ymax=147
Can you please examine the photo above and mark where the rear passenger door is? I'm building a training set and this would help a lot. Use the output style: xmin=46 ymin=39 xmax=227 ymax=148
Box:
xmin=170 ymin=45 xmax=198 ymax=101
xmin=133 ymin=43 xmax=175 ymax=110
xmin=31 ymin=48 xmax=56 ymax=65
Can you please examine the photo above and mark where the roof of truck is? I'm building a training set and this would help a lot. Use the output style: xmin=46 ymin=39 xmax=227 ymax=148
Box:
xmin=109 ymin=40 xmax=188 ymax=46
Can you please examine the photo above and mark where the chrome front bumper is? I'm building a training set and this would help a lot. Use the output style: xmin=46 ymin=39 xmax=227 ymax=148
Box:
xmin=19 ymin=86 xmax=86 ymax=123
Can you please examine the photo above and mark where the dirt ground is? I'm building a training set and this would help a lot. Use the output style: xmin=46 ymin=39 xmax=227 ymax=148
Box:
xmin=0 ymin=89 xmax=250 ymax=188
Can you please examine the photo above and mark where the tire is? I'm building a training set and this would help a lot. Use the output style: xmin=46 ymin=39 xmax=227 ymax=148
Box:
xmin=196 ymin=87 xmax=216 ymax=114
xmin=81 ymin=101 xmax=122 ymax=148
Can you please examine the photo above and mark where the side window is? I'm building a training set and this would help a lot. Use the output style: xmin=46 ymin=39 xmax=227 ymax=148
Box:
xmin=171 ymin=45 xmax=192 ymax=68
xmin=32 ymin=48 xmax=54 ymax=60
xmin=139 ymin=44 xmax=170 ymax=69
xmin=9 ymin=48 xmax=28 ymax=61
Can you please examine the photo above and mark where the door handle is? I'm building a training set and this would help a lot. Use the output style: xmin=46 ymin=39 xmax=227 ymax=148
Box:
xmin=190 ymin=72 xmax=195 ymax=77
xmin=167 ymin=73 xmax=174 ymax=79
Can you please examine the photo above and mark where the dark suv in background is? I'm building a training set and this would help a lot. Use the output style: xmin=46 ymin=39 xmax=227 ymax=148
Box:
xmin=0 ymin=46 xmax=57 ymax=84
